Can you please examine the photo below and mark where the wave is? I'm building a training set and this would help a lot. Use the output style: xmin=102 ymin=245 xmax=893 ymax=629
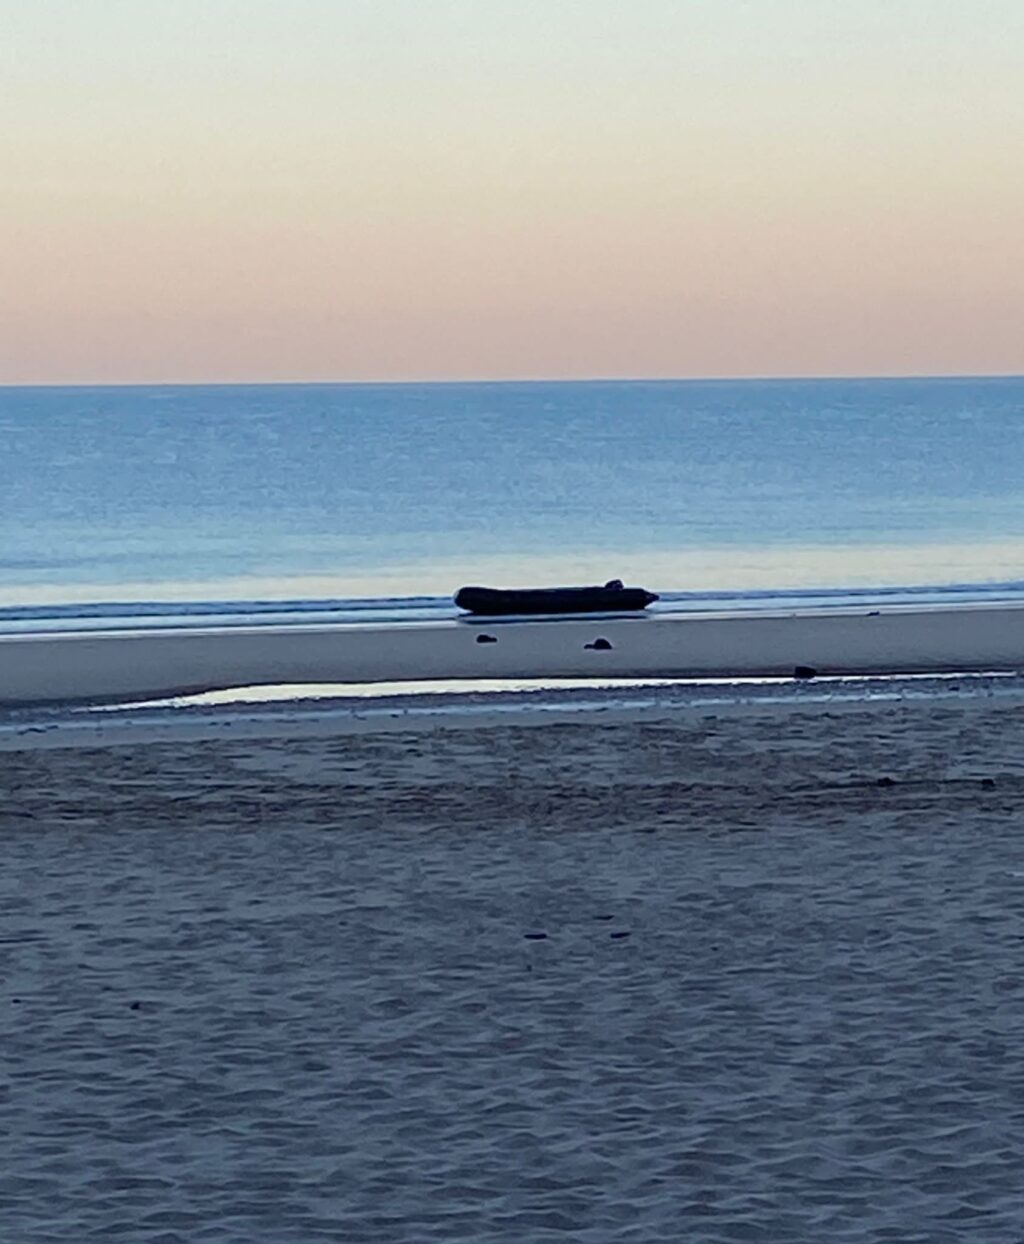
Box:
xmin=3 ymin=579 xmax=1024 ymax=634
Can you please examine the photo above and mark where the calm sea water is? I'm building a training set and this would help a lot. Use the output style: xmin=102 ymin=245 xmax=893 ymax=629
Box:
xmin=2 ymin=377 xmax=1023 ymax=630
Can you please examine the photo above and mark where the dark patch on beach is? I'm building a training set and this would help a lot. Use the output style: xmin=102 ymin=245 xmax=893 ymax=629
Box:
xmin=585 ymin=637 xmax=613 ymax=651
xmin=475 ymin=633 xmax=498 ymax=644
xmin=793 ymin=665 xmax=817 ymax=680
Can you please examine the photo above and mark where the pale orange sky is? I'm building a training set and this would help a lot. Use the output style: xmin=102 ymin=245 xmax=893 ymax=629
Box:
xmin=2 ymin=0 xmax=1023 ymax=383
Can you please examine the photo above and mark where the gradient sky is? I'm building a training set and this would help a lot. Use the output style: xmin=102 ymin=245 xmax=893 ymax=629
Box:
xmin=3 ymin=0 xmax=1023 ymax=383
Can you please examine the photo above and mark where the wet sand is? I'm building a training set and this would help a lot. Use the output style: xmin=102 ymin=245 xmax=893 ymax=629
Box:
xmin=3 ymin=694 xmax=1024 ymax=1241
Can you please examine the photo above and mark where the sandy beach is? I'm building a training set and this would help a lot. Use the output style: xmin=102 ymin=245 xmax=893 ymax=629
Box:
xmin=3 ymin=689 xmax=1024 ymax=1241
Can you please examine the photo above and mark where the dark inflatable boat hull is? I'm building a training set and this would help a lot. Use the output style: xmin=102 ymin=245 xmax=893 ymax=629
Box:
xmin=455 ymin=584 xmax=659 ymax=616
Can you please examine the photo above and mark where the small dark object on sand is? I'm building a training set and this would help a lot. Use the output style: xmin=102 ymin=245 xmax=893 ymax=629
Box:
xmin=793 ymin=664 xmax=817 ymax=680
xmin=475 ymin=633 xmax=498 ymax=644
xmin=585 ymin=637 xmax=613 ymax=650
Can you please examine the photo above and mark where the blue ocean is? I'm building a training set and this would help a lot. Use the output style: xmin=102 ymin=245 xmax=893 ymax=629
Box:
xmin=2 ymin=377 xmax=1023 ymax=633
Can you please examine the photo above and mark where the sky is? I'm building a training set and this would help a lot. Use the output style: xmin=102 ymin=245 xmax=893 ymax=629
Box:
xmin=2 ymin=0 xmax=1023 ymax=383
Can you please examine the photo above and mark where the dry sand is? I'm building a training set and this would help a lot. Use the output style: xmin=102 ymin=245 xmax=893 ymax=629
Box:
xmin=3 ymin=693 xmax=1024 ymax=1241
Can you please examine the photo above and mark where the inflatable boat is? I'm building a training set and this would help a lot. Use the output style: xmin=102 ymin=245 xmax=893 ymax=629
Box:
xmin=454 ymin=579 xmax=659 ymax=616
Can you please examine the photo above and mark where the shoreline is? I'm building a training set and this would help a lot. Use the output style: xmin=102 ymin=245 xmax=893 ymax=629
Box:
xmin=2 ymin=602 xmax=1024 ymax=708
xmin=5 ymin=576 xmax=1024 ymax=634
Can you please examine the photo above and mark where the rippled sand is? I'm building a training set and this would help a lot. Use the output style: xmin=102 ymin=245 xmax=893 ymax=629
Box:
xmin=3 ymin=698 xmax=1024 ymax=1241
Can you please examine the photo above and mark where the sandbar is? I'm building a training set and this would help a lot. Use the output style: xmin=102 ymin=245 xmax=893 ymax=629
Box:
xmin=2 ymin=602 xmax=1024 ymax=707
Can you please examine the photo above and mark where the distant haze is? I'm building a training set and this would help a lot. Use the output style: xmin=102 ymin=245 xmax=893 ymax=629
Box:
xmin=3 ymin=0 xmax=1023 ymax=383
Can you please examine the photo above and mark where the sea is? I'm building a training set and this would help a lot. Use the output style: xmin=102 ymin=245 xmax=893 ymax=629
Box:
xmin=2 ymin=376 xmax=1023 ymax=635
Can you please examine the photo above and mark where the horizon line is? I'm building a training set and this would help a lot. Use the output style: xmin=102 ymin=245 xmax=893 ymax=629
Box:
xmin=2 ymin=370 xmax=1023 ymax=391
